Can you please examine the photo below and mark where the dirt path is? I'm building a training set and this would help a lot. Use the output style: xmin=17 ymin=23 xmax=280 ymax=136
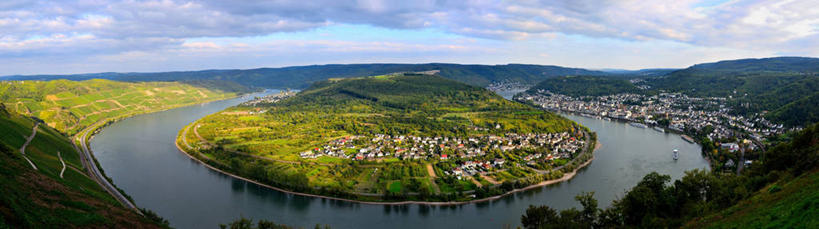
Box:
xmin=467 ymin=176 xmax=483 ymax=187
xmin=19 ymin=123 xmax=39 ymax=170
xmin=58 ymin=151 xmax=66 ymax=178
xmin=426 ymin=163 xmax=437 ymax=177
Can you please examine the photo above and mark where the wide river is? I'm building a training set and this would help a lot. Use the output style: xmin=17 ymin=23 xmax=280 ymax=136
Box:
xmin=90 ymin=90 xmax=708 ymax=228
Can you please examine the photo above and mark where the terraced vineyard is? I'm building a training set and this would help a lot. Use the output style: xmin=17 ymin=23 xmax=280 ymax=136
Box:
xmin=0 ymin=79 xmax=239 ymax=135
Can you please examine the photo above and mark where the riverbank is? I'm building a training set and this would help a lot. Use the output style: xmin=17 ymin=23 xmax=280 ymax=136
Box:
xmin=174 ymin=124 xmax=600 ymax=206
xmin=73 ymin=94 xmax=245 ymax=213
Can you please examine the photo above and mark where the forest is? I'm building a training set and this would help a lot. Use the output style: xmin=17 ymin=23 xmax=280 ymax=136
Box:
xmin=525 ymin=75 xmax=642 ymax=97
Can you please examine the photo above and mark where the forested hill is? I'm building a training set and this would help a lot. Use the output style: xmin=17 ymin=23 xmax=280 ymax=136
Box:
xmin=273 ymin=74 xmax=576 ymax=136
xmin=1 ymin=63 xmax=609 ymax=89
xmin=523 ymin=75 xmax=642 ymax=97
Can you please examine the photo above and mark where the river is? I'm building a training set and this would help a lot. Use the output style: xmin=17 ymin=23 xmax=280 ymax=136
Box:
xmin=90 ymin=90 xmax=708 ymax=228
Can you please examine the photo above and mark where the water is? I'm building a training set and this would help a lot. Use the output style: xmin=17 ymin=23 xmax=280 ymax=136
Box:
xmin=90 ymin=90 xmax=708 ymax=228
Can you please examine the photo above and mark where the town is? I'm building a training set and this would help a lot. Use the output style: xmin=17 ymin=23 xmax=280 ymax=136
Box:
xmin=516 ymin=90 xmax=799 ymax=170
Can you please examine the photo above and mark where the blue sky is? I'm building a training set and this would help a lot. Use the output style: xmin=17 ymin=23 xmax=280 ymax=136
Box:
xmin=0 ymin=0 xmax=817 ymax=75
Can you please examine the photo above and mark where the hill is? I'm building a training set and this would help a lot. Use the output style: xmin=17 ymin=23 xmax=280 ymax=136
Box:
xmin=1 ymin=63 xmax=609 ymax=89
xmin=0 ymin=79 xmax=241 ymax=135
xmin=524 ymin=75 xmax=642 ymax=97
xmin=0 ymin=105 xmax=166 ymax=228
xmin=179 ymin=74 xmax=592 ymax=202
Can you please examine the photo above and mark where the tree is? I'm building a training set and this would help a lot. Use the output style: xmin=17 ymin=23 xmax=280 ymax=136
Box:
xmin=521 ymin=205 xmax=559 ymax=229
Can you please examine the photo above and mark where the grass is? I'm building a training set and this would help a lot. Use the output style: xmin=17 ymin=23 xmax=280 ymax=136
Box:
xmin=686 ymin=170 xmax=819 ymax=228
xmin=388 ymin=181 xmax=403 ymax=193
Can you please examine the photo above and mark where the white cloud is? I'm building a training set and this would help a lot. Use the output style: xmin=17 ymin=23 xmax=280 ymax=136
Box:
xmin=0 ymin=0 xmax=817 ymax=75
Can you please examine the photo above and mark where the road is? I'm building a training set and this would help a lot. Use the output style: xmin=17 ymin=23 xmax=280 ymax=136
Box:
xmin=19 ymin=123 xmax=39 ymax=170
xmin=58 ymin=151 xmax=66 ymax=178
xmin=75 ymin=122 xmax=142 ymax=214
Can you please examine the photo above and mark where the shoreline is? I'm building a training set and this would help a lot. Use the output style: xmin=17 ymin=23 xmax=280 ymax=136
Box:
xmin=174 ymin=126 xmax=600 ymax=206
xmin=73 ymin=94 xmax=244 ymax=213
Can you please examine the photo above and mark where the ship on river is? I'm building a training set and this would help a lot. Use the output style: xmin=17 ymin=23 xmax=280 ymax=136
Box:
xmin=673 ymin=149 xmax=679 ymax=160
xmin=681 ymin=135 xmax=695 ymax=143
xmin=629 ymin=122 xmax=647 ymax=128
xmin=653 ymin=126 xmax=665 ymax=133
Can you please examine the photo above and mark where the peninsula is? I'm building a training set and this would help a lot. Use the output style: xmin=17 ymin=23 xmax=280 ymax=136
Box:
xmin=177 ymin=74 xmax=596 ymax=203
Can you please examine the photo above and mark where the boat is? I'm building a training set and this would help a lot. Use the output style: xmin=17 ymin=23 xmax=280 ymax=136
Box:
xmin=681 ymin=135 xmax=695 ymax=143
xmin=673 ymin=149 xmax=679 ymax=160
xmin=629 ymin=122 xmax=647 ymax=128
xmin=653 ymin=126 xmax=665 ymax=133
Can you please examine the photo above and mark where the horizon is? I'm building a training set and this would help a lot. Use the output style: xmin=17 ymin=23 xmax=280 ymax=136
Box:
xmin=2 ymin=55 xmax=816 ymax=77
xmin=2 ymin=1 xmax=818 ymax=75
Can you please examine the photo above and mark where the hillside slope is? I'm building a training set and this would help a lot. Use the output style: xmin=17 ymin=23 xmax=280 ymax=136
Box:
xmin=524 ymin=75 xmax=642 ymax=97
xmin=0 ymin=79 xmax=240 ymax=135
xmin=684 ymin=169 xmax=818 ymax=228
xmin=0 ymin=105 xmax=165 ymax=228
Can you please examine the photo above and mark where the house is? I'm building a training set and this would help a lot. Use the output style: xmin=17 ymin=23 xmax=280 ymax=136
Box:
xmin=493 ymin=159 xmax=505 ymax=166
xmin=720 ymin=143 xmax=740 ymax=152
xmin=441 ymin=154 xmax=448 ymax=160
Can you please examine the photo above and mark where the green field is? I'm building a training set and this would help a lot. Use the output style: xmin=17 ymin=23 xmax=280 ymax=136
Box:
xmin=181 ymin=74 xmax=590 ymax=202
xmin=0 ymin=79 xmax=239 ymax=135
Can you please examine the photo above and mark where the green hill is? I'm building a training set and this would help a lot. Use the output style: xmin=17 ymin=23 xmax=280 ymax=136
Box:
xmin=0 ymin=79 xmax=241 ymax=135
xmin=524 ymin=75 xmax=642 ymax=97
xmin=0 ymin=105 xmax=165 ymax=228
xmin=2 ymin=63 xmax=609 ymax=88
xmin=180 ymin=74 xmax=588 ymax=202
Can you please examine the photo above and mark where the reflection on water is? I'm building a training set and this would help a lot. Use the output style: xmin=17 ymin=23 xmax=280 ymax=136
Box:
xmin=91 ymin=90 xmax=708 ymax=229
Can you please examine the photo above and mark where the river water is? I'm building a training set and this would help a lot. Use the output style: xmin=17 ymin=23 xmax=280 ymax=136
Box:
xmin=90 ymin=90 xmax=708 ymax=228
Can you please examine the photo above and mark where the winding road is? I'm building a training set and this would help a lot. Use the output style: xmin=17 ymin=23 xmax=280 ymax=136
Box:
xmin=19 ymin=123 xmax=39 ymax=170
xmin=58 ymin=151 xmax=66 ymax=178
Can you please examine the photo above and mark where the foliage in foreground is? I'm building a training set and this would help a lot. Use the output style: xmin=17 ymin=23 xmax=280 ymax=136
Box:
xmin=220 ymin=217 xmax=329 ymax=229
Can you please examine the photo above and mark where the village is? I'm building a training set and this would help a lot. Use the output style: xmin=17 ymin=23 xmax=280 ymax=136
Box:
xmin=300 ymin=131 xmax=586 ymax=178
xmin=240 ymin=89 xmax=296 ymax=106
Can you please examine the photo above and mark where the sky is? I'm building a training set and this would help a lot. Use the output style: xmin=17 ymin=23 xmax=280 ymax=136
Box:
xmin=1 ymin=0 xmax=818 ymax=75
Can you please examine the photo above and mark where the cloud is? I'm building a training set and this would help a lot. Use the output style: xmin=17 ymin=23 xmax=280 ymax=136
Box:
xmin=0 ymin=0 xmax=817 ymax=75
